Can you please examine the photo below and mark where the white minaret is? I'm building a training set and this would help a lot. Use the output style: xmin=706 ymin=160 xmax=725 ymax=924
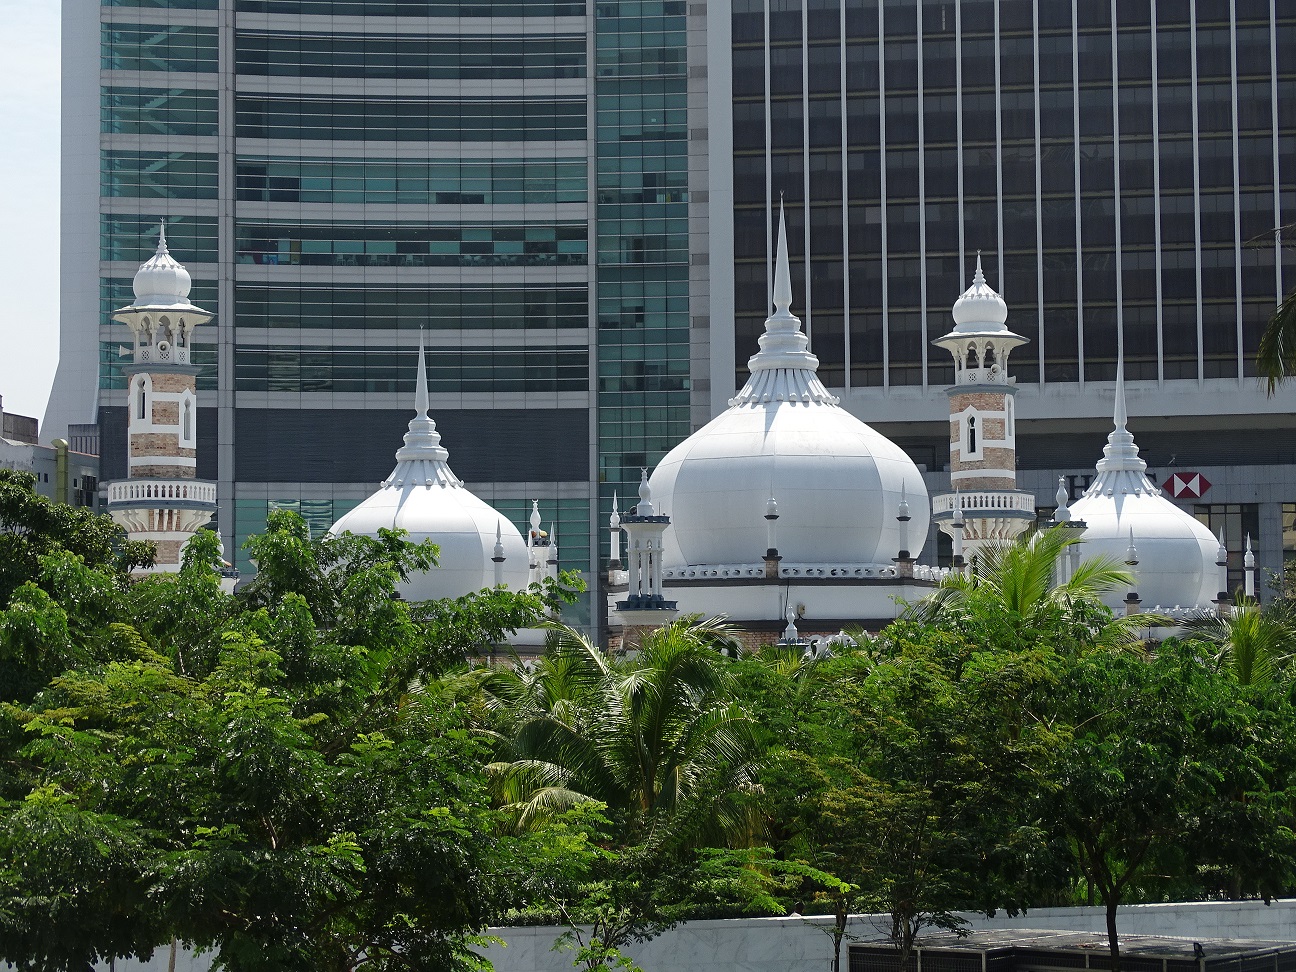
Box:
xmin=612 ymin=469 xmax=678 ymax=643
xmin=931 ymin=255 xmax=1035 ymax=563
xmin=106 ymin=225 xmax=219 ymax=573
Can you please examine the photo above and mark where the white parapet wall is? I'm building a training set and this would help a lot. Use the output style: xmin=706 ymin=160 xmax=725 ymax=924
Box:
xmin=476 ymin=901 xmax=1296 ymax=972
xmin=72 ymin=900 xmax=1296 ymax=972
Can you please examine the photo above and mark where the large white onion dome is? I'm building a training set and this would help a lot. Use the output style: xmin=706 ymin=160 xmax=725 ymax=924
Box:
xmin=649 ymin=206 xmax=930 ymax=568
xmin=130 ymin=224 xmax=201 ymax=309
xmin=329 ymin=338 xmax=529 ymax=600
xmin=1067 ymin=360 xmax=1218 ymax=612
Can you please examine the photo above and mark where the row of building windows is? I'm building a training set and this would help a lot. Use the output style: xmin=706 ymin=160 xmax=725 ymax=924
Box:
xmin=235 ymin=157 xmax=587 ymax=206
xmin=233 ymin=0 xmax=585 ymax=15
xmin=101 ymin=87 xmax=218 ymax=137
xmin=102 ymin=150 xmax=218 ymax=200
xmin=233 ymin=345 xmax=589 ymax=394
xmin=102 ymin=215 xmax=218 ymax=264
xmin=235 ymin=221 xmax=588 ymax=268
xmin=733 ymin=0 xmax=1277 ymax=45
xmin=235 ymin=96 xmax=588 ymax=142
xmin=102 ymin=24 xmax=217 ymax=74
xmin=236 ymin=284 xmax=588 ymax=331
xmin=236 ymin=32 xmax=586 ymax=80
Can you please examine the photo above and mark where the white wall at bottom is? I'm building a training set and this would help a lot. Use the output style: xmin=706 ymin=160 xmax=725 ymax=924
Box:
xmin=78 ymin=899 xmax=1296 ymax=972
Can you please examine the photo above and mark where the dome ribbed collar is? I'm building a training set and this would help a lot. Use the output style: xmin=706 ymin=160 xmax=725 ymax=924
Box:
xmin=730 ymin=202 xmax=839 ymax=407
xmin=382 ymin=335 xmax=463 ymax=490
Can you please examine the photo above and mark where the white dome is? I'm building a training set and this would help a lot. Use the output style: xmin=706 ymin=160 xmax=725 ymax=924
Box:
xmin=131 ymin=226 xmax=195 ymax=308
xmin=1067 ymin=370 xmax=1218 ymax=612
xmin=329 ymin=343 xmax=529 ymax=601
xmin=649 ymin=208 xmax=929 ymax=568
xmin=950 ymin=253 xmax=1009 ymax=331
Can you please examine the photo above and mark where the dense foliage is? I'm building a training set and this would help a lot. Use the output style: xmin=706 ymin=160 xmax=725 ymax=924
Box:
xmin=2 ymin=474 xmax=1295 ymax=972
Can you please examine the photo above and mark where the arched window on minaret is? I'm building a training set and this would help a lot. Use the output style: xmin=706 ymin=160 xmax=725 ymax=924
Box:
xmin=182 ymin=399 xmax=194 ymax=445
xmin=136 ymin=379 xmax=147 ymax=421
xmin=1005 ymin=395 xmax=1015 ymax=441
xmin=967 ymin=414 xmax=978 ymax=455
xmin=965 ymin=344 xmax=977 ymax=370
xmin=983 ymin=344 xmax=996 ymax=367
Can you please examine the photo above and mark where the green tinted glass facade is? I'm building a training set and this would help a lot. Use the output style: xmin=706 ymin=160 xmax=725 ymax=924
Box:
xmin=595 ymin=1 xmax=692 ymax=547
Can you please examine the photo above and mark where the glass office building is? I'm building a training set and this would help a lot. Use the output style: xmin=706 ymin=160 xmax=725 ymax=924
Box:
xmin=49 ymin=0 xmax=1296 ymax=601
xmin=51 ymin=0 xmax=718 ymax=625
xmin=711 ymin=0 xmax=1296 ymax=583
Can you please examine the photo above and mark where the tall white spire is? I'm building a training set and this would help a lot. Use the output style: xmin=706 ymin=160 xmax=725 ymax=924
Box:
xmin=730 ymin=198 xmax=838 ymax=405
xmin=772 ymin=199 xmax=793 ymax=316
xmin=1093 ymin=350 xmax=1147 ymax=476
xmin=414 ymin=329 xmax=430 ymax=417
xmin=391 ymin=331 xmax=453 ymax=475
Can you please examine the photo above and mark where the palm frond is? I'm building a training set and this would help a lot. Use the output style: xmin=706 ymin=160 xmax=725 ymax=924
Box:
xmin=1257 ymin=286 xmax=1296 ymax=394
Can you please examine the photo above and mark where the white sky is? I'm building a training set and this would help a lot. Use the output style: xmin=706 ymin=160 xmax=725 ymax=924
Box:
xmin=0 ymin=0 xmax=61 ymax=421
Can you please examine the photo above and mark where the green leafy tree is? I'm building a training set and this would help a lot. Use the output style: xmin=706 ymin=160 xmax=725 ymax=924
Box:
xmin=1182 ymin=597 xmax=1296 ymax=686
xmin=484 ymin=618 xmax=763 ymax=969
xmin=1036 ymin=640 xmax=1296 ymax=972
xmin=0 ymin=504 xmax=570 ymax=972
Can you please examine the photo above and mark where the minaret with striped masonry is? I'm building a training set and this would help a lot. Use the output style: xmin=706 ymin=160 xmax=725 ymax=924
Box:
xmin=106 ymin=226 xmax=218 ymax=572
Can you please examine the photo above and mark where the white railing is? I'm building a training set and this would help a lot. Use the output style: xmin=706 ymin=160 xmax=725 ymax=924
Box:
xmin=108 ymin=479 xmax=216 ymax=506
xmin=931 ymin=491 xmax=1035 ymax=515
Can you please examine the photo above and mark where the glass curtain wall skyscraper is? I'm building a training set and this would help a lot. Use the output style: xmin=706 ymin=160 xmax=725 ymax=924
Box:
xmin=51 ymin=0 xmax=717 ymax=625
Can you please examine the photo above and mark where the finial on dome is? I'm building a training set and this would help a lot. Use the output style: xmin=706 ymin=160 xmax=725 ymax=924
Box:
xmin=973 ymin=250 xmax=985 ymax=286
xmin=1113 ymin=353 xmax=1128 ymax=432
xmin=636 ymin=468 xmax=656 ymax=516
xmin=773 ymin=199 xmax=793 ymax=316
xmin=157 ymin=220 xmax=169 ymax=255
xmin=414 ymin=330 xmax=430 ymax=417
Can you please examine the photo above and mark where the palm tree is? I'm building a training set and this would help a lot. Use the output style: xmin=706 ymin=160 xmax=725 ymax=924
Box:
xmin=904 ymin=524 xmax=1138 ymax=639
xmin=1257 ymin=287 xmax=1296 ymax=393
xmin=484 ymin=616 xmax=761 ymax=848
xmin=1181 ymin=596 xmax=1296 ymax=686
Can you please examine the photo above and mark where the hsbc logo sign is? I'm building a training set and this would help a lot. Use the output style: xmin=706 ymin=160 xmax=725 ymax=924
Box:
xmin=1165 ymin=472 xmax=1212 ymax=500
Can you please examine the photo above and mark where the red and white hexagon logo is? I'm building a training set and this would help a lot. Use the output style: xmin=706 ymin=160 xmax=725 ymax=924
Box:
xmin=1165 ymin=472 xmax=1211 ymax=500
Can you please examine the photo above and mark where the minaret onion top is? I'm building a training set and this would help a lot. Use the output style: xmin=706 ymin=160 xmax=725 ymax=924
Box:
xmin=130 ymin=223 xmax=201 ymax=309
xmin=730 ymin=201 xmax=839 ymax=406
xmin=950 ymin=253 xmax=1010 ymax=331
xmin=1093 ymin=356 xmax=1149 ymax=479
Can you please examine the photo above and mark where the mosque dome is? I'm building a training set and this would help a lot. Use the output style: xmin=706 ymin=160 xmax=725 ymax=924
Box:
xmin=131 ymin=225 xmax=195 ymax=308
xmin=329 ymin=340 xmax=529 ymax=600
xmin=1066 ymin=364 xmax=1218 ymax=612
xmin=649 ymin=208 xmax=929 ymax=568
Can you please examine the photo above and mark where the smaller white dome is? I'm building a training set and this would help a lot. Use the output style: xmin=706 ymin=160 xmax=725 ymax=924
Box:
xmin=1067 ymin=366 xmax=1218 ymax=612
xmin=329 ymin=341 xmax=530 ymax=600
xmin=131 ymin=226 xmax=194 ymax=307
xmin=950 ymin=253 xmax=1009 ymax=331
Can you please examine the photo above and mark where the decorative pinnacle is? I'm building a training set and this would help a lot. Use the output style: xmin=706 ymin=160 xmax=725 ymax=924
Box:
xmin=973 ymin=250 xmax=984 ymax=287
xmin=1217 ymin=528 xmax=1228 ymax=566
xmin=636 ymin=468 xmax=655 ymax=516
xmin=952 ymin=506 xmax=965 ymax=528
xmin=548 ymin=522 xmax=559 ymax=562
xmin=530 ymin=500 xmax=542 ymax=534
xmin=1244 ymin=533 xmax=1256 ymax=569
xmin=610 ymin=492 xmax=621 ymax=529
xmin=1125 ymin=527 xmax=1139 ymax=566
xmin=414 ymin=330 xmax=429 ymax=417
xmin=773 ymin=200 xmax=792 ymax=316
xmin=765 ymin=495 xmax=779 ymax=520
xmin=157 ymin=220 xmax=169 ymax=255
xmin=494 ymin=522 xmax=505 ymax=559
xmin=1113 ymin=353 xmax=1128 ymax=432
xmin=898 ymin=481 xmax=911 ymax=520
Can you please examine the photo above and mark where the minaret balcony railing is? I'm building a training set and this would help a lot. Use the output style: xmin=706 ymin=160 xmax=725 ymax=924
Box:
xmin=931 ymin=491 xmax=1036 ymax=517
xmin=108 ymin=479 xmax=217 ymax=509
